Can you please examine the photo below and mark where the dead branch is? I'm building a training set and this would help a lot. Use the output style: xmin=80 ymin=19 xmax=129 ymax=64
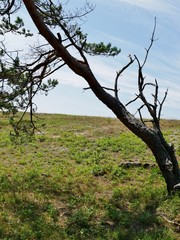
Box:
xmin=142 ymin=17 xmax=157 ymax=68
xmin=0 ymin=0 xmax=16 ymax=15
xmin=126 ymin=95 xmax=139 ymax=107
xmin=158 ymin=214 xmax=180 ymax=227
xmin=123 ymin=18 xmax=167 ymax=129
xmin=158 ymin=88 xmax=168 ymax=120
xmin=114 ymin=56 xmax=134 ymax=100
xmin=83 ymin=86 xmax=115 ymax=92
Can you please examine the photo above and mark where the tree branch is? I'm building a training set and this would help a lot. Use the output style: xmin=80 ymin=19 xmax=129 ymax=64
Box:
xmin=114 ymin=56 xmax=135 ymax=100
xmin=142 ymin=17 xmax=157 ymax=68
xmin=23 ymin=0 xmax=93 ymax=78
xmin=0 ymin=0 xmax=16 ymax=15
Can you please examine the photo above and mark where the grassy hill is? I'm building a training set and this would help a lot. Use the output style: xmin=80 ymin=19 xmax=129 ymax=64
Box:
xmin=0 ymin=113 xmax=180 ymax=239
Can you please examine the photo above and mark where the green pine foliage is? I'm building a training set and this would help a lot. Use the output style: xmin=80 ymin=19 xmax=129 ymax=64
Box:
xmin=84 ymin=42 xmax=121 ymax=56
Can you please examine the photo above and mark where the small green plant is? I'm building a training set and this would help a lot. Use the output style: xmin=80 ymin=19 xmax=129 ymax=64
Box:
xmin=0 ymin=113 xmax=180 ymax=239
xmin=92 ymin=165 xmax=107 ymax=176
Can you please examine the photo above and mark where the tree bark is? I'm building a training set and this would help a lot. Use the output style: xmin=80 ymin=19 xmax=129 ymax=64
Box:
xmin=23 ymin=0 xmax=180 ymax=193
xmin=147 ymin=131 xmax=180 ymax=193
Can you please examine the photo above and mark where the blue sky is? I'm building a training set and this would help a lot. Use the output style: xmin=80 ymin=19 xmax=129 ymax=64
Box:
xmin=3 ymin=0 xmax=180 ymax=119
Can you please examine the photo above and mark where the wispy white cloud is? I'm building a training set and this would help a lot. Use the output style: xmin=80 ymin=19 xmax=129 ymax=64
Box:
xmin=3 ymin=0 xmax=179 ymax=118
xmin=53 ymin=67 xmax=86 ymax=88
xmin=97 ymin=0 xmax=178 ymax=14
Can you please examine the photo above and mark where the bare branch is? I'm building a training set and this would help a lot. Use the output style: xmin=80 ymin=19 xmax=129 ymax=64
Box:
xmin=126 ymin=19 xmax=165 ymax=129
xmin=83 ymin=86 xmax=115 ymax=92
xmin=154 ymin=79 xmax=158 ymax=108
xmin=126 ymin=95 xmax=139 ymax=107
xmin=158 ymin=214 xmax=180 ymax=227
xmin=0 ymin=0 xmax=18 ymax=15
xmin=158 ymin=88 xmax=168 ymax=120
xmin=114 ymin=56 xmax=135 ymax=100
xmin=137 ymin=104 xmax=146 ymax=125
xmin=142 ymin=17 xmax=157 ymax=68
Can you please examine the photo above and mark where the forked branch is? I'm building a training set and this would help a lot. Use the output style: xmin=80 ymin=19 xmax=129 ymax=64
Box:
xmin=114 ymin=55 xmax=134 ymax=100
xmin=124 ymin=18 xmax=167 ymax=129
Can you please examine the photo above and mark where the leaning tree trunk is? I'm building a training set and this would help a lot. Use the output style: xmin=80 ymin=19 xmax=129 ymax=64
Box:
xmin=23 ymin=0 xmax=180 ymax=194
xmin=147 ymin=130 xmax=180 ymax=193
xmin=106 ymin=101 xmax=180 ymax=194
xmin=107 ymin=101 xmax=180 ymax=194
xmin=88 ymin=86 xmax=180 ymax=194
xmin=84 ymin=82 xmax=180 ymax=193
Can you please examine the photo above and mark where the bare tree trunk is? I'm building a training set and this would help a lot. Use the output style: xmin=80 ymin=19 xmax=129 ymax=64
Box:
xmin=153 ymin=146 xmax=179 ymax=193
xmin=81 ymin=80 xmax=180 ymax=194
xmin=147 ymin=131 xmax=180 ymax=193
xmin=102 ymin=96 xmax=180 ymax=194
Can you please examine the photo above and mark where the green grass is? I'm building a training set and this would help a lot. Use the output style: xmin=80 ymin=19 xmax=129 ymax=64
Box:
xmin=0 ymin=113 xmax=180 ymax=239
